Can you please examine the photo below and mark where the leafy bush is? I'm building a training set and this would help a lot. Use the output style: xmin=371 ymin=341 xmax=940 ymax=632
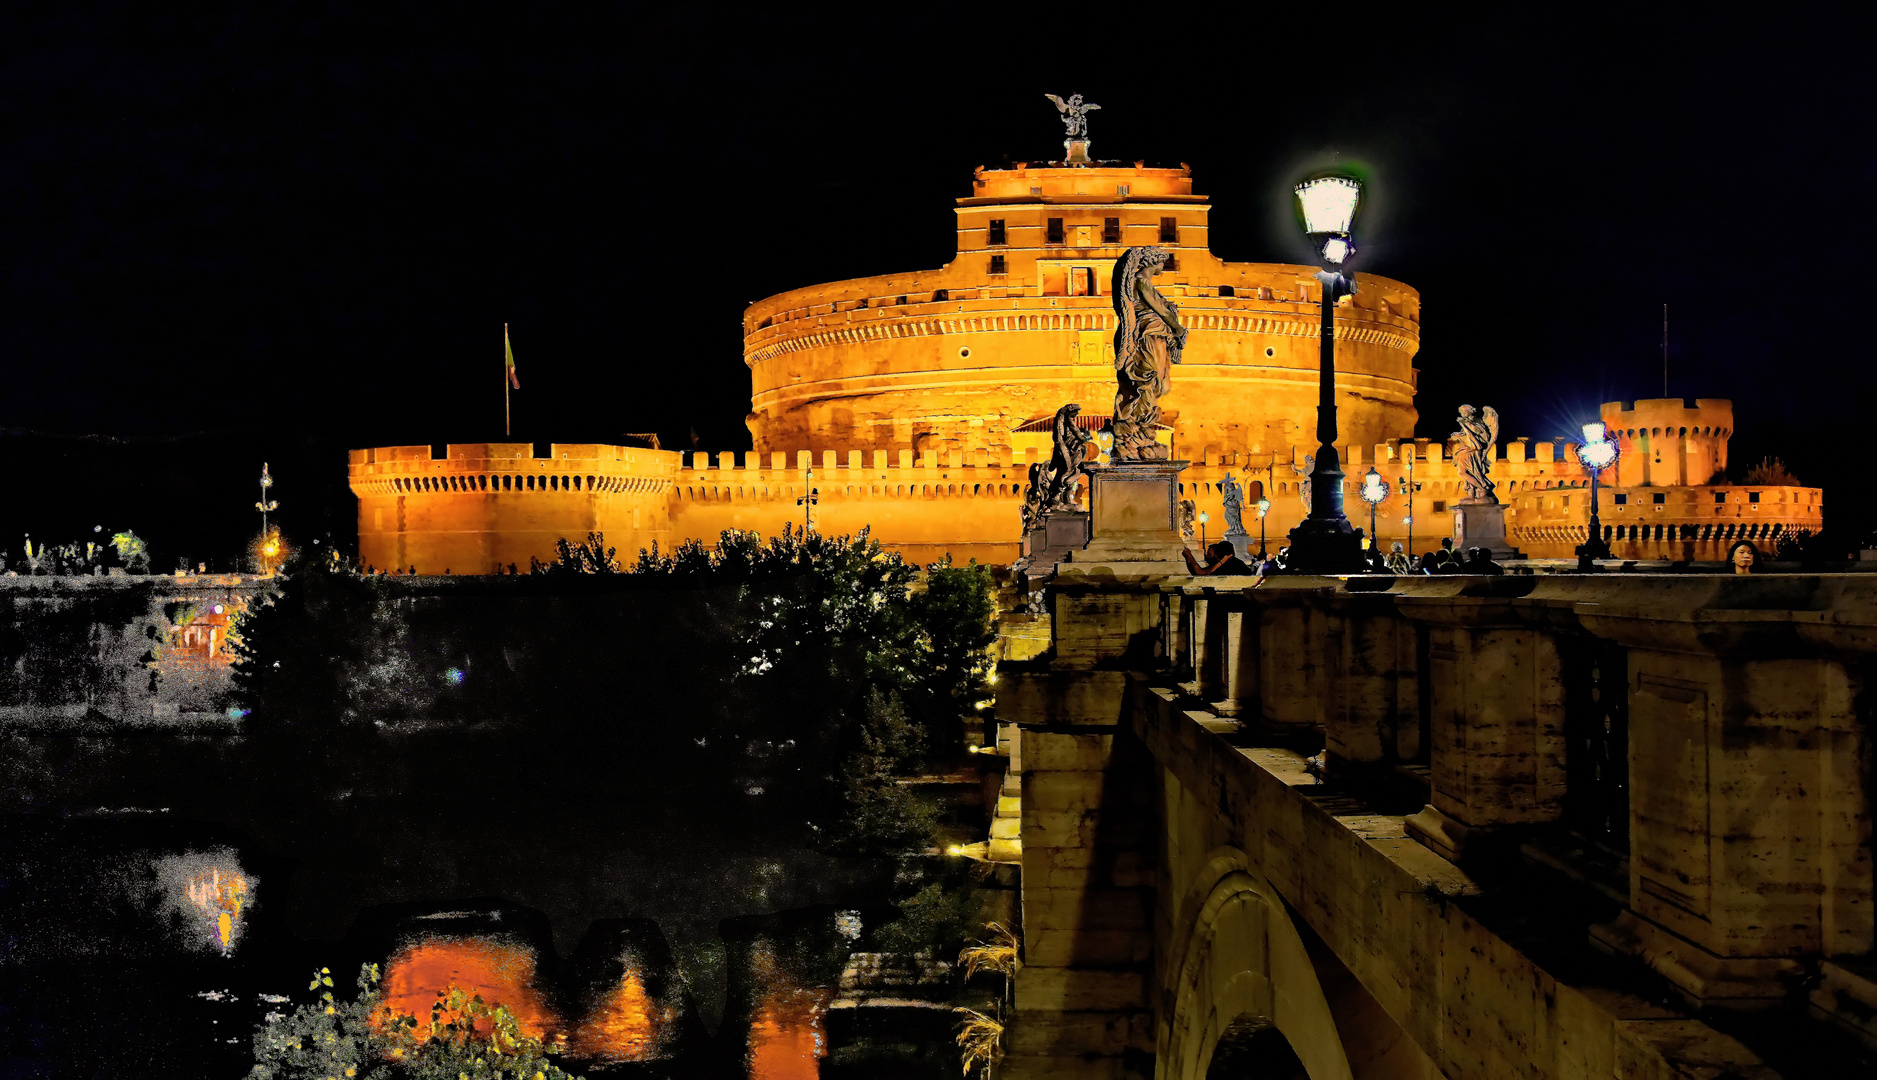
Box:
xmin=249 ymin=964 xmax=583 ymax=1080
xmin=1741 ymin=456 xmax=1800 ymax=486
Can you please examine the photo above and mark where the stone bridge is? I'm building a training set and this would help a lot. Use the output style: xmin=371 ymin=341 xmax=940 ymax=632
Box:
xmin=996 ymin=572 xmax=1876 ymax=1079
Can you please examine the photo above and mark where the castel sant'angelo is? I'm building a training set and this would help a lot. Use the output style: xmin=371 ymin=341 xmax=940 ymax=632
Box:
xmin=350 ymin=121 xmax=1822 ymax=574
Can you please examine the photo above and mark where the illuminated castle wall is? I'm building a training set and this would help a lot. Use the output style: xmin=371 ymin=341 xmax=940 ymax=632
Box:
xmin=743 ymin=161 xmax=1423 ymax=463
xmin=349 ymin=159 xmax=1821 ymax=572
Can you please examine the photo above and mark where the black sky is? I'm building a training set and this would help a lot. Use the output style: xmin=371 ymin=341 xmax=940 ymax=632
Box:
xmin=3 ymin=7 xmax=1874 ymax=562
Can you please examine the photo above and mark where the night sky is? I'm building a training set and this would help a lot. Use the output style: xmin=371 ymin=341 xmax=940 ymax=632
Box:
xmin=4 ymin=8 xmax=1873 ymax=565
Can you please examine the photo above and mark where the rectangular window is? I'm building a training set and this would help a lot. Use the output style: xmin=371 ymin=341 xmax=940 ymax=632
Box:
xmin=1652 ymin=492 xmax=1666 ymax=504
xmin=1613 ymin=493 xmax=1628 ymax=505
xmin=1103 ymin=217 xmax=1121 ymax=243
xmin=988 ymin=255 xmax=1006 ymax=275
xmin=1160 ymin=216 xmax=1179 ymax=243
xmin=1431 ymin=500 xmax=1447 ymax=513
xmin=1046 ymin=218 xmax=1065 ymax=244
xmin=1749 ymin=491 xmax=1761 ymax=503
xmin=1218 ymin=285 xmax=1235 ymax=297
xmin=1069 ymin=267 xmax=1095 ymax=296
xmin=1164 ymin=253 xmax=1179 ymax=272
xmin=988 ymin=219 xmax=1006 ymax=246
xmin=1117 ymin=183 xmax=1130 ymax=196
xmin=1713 ymin=491 xmax=1727 ymax=503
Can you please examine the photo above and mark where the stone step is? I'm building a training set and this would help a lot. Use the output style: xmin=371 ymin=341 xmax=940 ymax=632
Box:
xmin=996 ymin=795 xmax=1022 ymax=818
xmin=990 ymin=817 xmax=1020 ymax=840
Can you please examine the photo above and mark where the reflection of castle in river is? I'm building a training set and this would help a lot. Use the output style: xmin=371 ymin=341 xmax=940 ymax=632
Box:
xmin=351 ymin=154 xmax=1818 ymax=572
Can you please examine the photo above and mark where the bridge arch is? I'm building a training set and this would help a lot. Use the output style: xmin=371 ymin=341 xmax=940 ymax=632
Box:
xmin=1162 ymin=851 xmax=1354 ymax=1080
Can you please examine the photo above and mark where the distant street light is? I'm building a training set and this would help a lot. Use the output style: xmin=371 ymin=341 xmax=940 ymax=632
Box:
xmin=1575 ymin=423 xmax=1619 ymax=569
xmin=1360 ymin=467 xmax=1389 ymax=555
xmin=255 ymin=463 xmax=279 ymax=537
xmin=798 ymin=466 xmax=820 ymax=534
xmin=1397 ymin=450 xmax=1423 ymax=561
xmin=1197 ymin=510 xmax=1209 ymax=550
xmin=1256 ymin=497 xmax=1272 ymax=561
xmin=1286 ymin=174 xmax=1367 ymax=572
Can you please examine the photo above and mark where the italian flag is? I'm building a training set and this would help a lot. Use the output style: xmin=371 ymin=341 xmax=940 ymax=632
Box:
xmin=505 ymin=323 xmax=520 ymax=389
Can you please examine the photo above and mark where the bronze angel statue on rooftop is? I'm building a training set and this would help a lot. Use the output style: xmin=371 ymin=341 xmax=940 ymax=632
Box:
xmin=1109 ymin=246 xmax=1187 ymax=461
xmin=1044 ymin=93 xmax=1100 ymax=139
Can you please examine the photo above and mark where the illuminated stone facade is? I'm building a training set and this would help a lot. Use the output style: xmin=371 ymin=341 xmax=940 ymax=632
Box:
xmin=743 ymin=161 xmax=1423 ymax=462
xmin=348 ymin=161 xmax=1820 ymax=572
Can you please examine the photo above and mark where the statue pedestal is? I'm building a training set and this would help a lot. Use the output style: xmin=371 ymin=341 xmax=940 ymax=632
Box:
xmin=1063 ymin=138 xmax=1092 ymax=164
xmin=1016 ymin=511 xmax=1090 ymax=591
xmin=1223 ymin=530 xmax=1255 ymax=561
xmin=1066 ymin=461 xmax=1188 ymax=567
xmin=1452 ymin=501 xmax=1519 ymax=559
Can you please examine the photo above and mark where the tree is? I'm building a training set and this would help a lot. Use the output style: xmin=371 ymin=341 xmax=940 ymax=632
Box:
xmin=1741 ymin=456 xmax=1800 ymax=486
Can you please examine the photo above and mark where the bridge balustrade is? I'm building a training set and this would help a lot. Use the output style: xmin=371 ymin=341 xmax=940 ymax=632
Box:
xmin=1005 ymin=571 xmax=1876 ymax=1079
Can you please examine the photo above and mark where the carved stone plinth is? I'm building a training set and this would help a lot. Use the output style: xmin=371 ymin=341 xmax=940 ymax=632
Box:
xmin=1016 ymin=510 xmax=1090 ymax=591
xmin=1452 ymin=500 xmax=1519 ymax=559
xmin=1067 ymin=461 xmax=1188 ymax=567
xmin=1590 ymin=910 xmax=1804 ymax=1008
xmin=1063 ymin=137 xmax=1092 ymax=164
xmin=1222 ymin=529 xmax=1255 ymax=562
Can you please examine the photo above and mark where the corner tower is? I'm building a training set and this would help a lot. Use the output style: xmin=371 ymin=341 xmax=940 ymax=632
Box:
xmin=743 ymin=159 xmax=1422 ymax=464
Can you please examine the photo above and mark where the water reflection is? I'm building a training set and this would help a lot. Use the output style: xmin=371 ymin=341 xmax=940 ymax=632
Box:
xmin=746 ymin=941 xmax=834 ymax=1080
xmin=569 ymin=964 xmax=675 ymax=1063
xmin=379 ymin=936 xmax=561 ymax=1044
xmin=151 ymin=848 xmax=254 ymax=955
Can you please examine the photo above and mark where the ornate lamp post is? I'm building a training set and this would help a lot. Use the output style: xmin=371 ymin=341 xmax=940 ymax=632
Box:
xmin=1575 ymin=423 xmax=1618 ymax=569
xmin=1197 ymin=511 xmax=1209 ymax=551
xmin=1285 ymin=175 xmax=1367 ymax=572
xmin=1397 ymin=452 xmax=1422 ymax=560
xmin=1256 ymin=497 xmax=1271 ymax=561
xmin=798 ymin=466 xmax=819 ymax=534
xmin=1360 ymin=467 xmax=1388 ymax=557
xmin=255 ymin=463 xmax=278 ymax=538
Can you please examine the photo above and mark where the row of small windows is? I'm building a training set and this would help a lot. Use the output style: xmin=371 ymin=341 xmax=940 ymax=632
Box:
xmin=990 ymin=253 xmax=1178 ymax=277
xmin=1611 ymin=490 xmax=1767 ymax=505
xmin=681 ymin=482 xmax=1031 ymax=500
xmin=388 ymin=473 xmax=641 ymax=494
xmin=988 ymin=216 xmax=1179 ymax=247
xmin=1621 ymin=426 xmax=1730 ymax=439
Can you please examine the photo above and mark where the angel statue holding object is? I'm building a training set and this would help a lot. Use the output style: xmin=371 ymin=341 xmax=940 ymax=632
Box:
xmin=1044 ymin=93 xmax=1100 ymax=138
xmin=1108 ymin=246 xmax=1187 ymax=462
xmin=1452 ymin=404 xmax=1500 ymax=503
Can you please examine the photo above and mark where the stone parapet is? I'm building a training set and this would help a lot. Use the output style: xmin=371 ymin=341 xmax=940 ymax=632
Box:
xmin=1006 ymin=570 xmax=1877 ymax=1073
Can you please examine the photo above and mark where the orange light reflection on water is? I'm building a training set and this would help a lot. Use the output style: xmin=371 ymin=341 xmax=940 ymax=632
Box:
xmin=378 ymin=937 xmax=561 ymax=1044
xmin=183 ymin=867 xmax=248 ymax=953
xmin=569 ymin=967 xmax=674 ymax=1063
xmin=746 ymin=943 xmax=833 ymax=1080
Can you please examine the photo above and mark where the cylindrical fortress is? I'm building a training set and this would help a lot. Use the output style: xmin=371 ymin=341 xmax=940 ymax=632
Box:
xmin=743 ymin=162 xmax=1422 ymax=462
xmin=348 ymin=443 xmax=679 ymax=575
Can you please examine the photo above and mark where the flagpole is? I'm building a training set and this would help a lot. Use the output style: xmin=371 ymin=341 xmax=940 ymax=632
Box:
xmin=504 ymin=322 xmax=511 ymax=438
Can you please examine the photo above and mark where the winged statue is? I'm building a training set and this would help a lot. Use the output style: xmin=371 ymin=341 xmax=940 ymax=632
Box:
xmin=1453 ymin=404 xmax=1500 ymax=503
xmin=1045 ymin=93 xmax=1100 ymax=138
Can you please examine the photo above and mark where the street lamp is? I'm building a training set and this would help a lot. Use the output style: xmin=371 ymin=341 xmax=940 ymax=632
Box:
xmin=1285 ymin=174 xmax=1367 ymax=572
xmin=1575 ymin=422 xmax=1618 ymax=568
xmin=1397 ymin=450 xmax=1422 ymax=561
xmin=1197 ymin=510 xmax=1209 ymax=550
xmin=798 ymin=466 xmax=820 ymax=534
xmin=255 ymin=463 xmax=279 ymax=537
xmin=1256 ymin=498 xmax=1272 ymax=561
xmin=1360 ymin=467 xmax=1388 ymax=559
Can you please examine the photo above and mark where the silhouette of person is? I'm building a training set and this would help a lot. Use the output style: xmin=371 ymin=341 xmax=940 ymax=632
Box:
xmin=1460 ymin=546 xmax=1505 ymax=575
xmin=1183 ymin=540 xmax=1254 ymax=576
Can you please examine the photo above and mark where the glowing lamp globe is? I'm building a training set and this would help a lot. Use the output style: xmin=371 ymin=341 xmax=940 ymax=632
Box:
xmin=1257 ymin=498 xmax=1271 ymax=517
xmin=1361 ymin=467 xmax=1388 ymax=505
xmin=1295 ymin=176 xmax=1362 ymax=236
xmin=1580 ymin=422 xmax=1617 ymax=470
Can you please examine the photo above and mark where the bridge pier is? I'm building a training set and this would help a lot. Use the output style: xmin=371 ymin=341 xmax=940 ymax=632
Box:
xmin=1001 ymin=668 xmax=1156 ymax=1079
